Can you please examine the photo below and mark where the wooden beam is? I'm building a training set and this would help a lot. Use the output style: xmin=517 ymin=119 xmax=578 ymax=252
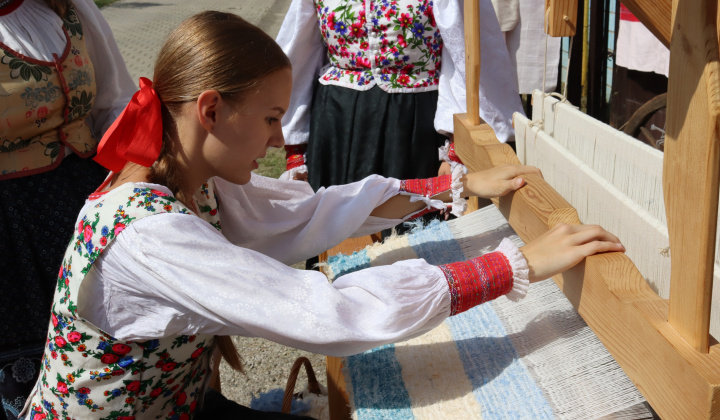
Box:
xmin=664 ymin=0 xmax=720 ymax=353
xmin=620 ymin=0 xmax=671 ymax=47
xmin=454 ymin=113 xmax=720 ymax=419
xmin=545 ymin=0 xmax=578 ymax=37
xmin=464 ymin=0 xmax=481 ymax=125
xmin=319 ymin=235 xmax=380 ymax=420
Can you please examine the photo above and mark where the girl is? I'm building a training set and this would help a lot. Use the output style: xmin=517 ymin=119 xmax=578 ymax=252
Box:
xmin=22 ymin=11 xmax=623 ymax=420
xmin=0 ymin=0 xmax=134 ymax=418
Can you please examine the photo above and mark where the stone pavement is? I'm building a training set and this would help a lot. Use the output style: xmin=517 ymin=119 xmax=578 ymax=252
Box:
xmin=101 ymin=0 xmax=292 ymax=83
xmin=99 ymin=0 xmax=329 ymax=408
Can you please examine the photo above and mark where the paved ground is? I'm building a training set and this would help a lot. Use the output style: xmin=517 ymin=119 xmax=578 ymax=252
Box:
xmin=100 ymin=0 xmax=329 ymax=408
xmin=102 ymin=0 xmax=292 ymax=82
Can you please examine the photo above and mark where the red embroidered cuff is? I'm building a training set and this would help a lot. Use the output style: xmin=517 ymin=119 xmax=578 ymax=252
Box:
xmin=399 ymin=174 xmax=452 ymax=197
xmin=285 ymin=144 xmax=307 ymax=171
xmin=447 ymin=142 xmax=463 ymax=165
xmin=439 ymin=251 xmax=514 ymax=316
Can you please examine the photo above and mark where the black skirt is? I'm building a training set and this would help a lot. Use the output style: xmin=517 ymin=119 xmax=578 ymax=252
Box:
xmin=0 ymin=154 xmax=108 ymax=420
xmin=307 ymin=84 xmax=447 ymax=191
xmin=0 ymin=154 xmax=107 ymax=354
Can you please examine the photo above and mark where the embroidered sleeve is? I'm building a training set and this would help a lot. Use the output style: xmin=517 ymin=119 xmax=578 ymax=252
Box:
xmin=285 ymin=144 xmax=307 ymax=171
xmin=438 ymin=140 xmax=468 ymax=217
xmin=398 ymin=174 xmax=453 ymax=219
xmin=438 ymin=238 xmax=529 ymax=315
xmin=278 ymin=144 xmax=308 ymax=181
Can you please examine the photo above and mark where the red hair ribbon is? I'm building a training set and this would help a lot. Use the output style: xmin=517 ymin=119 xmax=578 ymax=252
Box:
xmin=94 ymin=77 xmax=163 ymax=172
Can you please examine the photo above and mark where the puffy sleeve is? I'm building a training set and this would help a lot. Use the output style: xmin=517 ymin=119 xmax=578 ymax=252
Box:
xmin=276 ymin=0 xmax=327 ymax=147
xmin=215 ymin=174 xmax=403 ymax=265
xmin=433 ymin=0 xmax=524 ymax=142
xmin=72 ymin=0 xmax=136 ymax=137
xmin=87 ymin=213 xmax=527 ymax=357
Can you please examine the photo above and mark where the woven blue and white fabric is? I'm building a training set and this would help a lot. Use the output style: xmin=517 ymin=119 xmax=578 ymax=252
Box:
xmin=325 ymin=206 xmax=651 ymax=420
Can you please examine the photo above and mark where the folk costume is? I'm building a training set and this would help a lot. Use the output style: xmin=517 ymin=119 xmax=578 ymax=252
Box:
xmin=20 ymin=74 xmax=530 ymax=419
xmin=22 ymin=172 xmax=530 ymax=419
xmin=277 ymin=0 xmax=523 ymax=190
xmin=0 ymin=1 xmax=134 ymax=418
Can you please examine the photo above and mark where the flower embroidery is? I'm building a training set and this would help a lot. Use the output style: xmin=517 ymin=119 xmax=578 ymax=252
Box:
xmin=32 ymin=185 xmax=217 ymax=419
xmin=20 ymin=82 xmax=62 ymax=108
xmin=315 ymin=0 xmax=442 ymax=89
xmin=68 ymin=91 xmax=94 ymax=121
xmin=0 ymin=137 xmax=32 ymax=153
xmin=1 ymin=52 xmax=52 ymax=82
xmin=68 ymin=69 xmax=93 ymax=91
xmin=61 ymin=7 xmax=83 ymax=39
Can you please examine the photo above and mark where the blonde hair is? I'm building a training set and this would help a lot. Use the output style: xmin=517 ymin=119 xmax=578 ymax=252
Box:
xmin=149 ymin=11 xmax=291 ymax=372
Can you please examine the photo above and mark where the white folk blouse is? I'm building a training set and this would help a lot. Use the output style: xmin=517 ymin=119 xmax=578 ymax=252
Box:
xmin=277 ymin=0 xmax=524 ymax=147
xmin=0 ymin=0 xmax=135 ymax=137
xmin=78 ymin=174 xmax=528 ymax=357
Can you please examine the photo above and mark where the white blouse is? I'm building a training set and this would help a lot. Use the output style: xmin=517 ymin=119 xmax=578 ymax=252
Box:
xmin=0 ymin=0 xmax=135 ymax=137
xmin=277 ymin=0 xmax=524 ymax=145
xmin=78 ymin=174 xmax=526 ymax=357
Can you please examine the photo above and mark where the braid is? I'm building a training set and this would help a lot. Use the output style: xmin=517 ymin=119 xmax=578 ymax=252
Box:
xmin=147 ymin=109 xmax=189 ymax=207
xmin=216 ymin=336 xmax=244 ymax=374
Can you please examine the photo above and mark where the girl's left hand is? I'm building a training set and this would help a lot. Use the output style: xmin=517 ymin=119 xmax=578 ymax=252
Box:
xmin=462 ymin=164 xmax=541 ymax=198
xmin=520 ymin=223 xmax=625 ymax=282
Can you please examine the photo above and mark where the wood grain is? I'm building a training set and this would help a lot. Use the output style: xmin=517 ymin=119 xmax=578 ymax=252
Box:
xmin=454 ymin=113 xmax=720 ymax=419
xmin=544 ymin=0 xmax=578 ymax=37
xmin=664 ymin=0 xmax=720 ymax=353
xmin=463 ymin=0 xmax=481 ymax=125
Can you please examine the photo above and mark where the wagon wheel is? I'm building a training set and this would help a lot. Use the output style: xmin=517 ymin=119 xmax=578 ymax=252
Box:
xmin=622 ymin=92 xmax=667 ymax=151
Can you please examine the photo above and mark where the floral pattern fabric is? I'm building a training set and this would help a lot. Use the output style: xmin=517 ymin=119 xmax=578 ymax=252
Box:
xmin=315 ymin=0 xmax=442 ymax=91
xmin=0 ymin=5 xmax=97 ymax=181
xmin=23 ymin=182 xmax=220 ymax=420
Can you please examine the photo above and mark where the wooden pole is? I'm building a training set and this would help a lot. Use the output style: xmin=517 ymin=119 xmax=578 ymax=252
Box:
xmin=664 ymin=0 xmax=720 ymax=353
xmin=545 ymin=0 xmax=578 ymax=37
xmin=464 ymin=0 xmax=480 ymax=126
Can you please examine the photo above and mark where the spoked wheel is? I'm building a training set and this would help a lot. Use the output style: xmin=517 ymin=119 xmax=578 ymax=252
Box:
xmin=622 ymin=92 xmax=667 ymax=151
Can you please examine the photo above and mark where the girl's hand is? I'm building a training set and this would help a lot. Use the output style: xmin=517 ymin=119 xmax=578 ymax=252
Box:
xmin=520 ymin=224 xmax=626 ymax=282
xmin=438 ymin=162 xmax=452 ymax=176
xmin=462 ymin=164 xmax=541 ymax=198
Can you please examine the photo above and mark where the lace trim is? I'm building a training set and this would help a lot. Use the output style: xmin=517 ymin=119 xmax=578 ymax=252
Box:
xmin=399 ymin=175 xmax=452 ymax=220
xmin=439 ymin=141 xmax=468 ymax=217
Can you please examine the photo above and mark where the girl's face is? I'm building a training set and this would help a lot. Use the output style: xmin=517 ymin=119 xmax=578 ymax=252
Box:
xmin=204 ymin=68 xmax=292 ymax=185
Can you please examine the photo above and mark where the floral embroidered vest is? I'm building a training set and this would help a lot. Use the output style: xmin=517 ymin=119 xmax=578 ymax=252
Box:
xmin=0 ymin=5 xmax=97 ymax=180
xmin=23 ymin=180 xmax=224 ymax=420
xmin=315 ymin=0 xmax=442 ymax=92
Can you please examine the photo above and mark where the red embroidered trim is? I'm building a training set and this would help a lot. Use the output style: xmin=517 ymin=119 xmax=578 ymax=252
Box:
xmin=399 ymin=174 xmax=452 ymax=197
xmin=285 ymin=144 xmax=307 ymax=171
xmin=0 ymin=0 xmax=24 ymax=16
xmin=88 ymin=191 xmax=108 ymax=201
xmin=439 ymin=251 xmax=513 ymax=315
xmin=447 ymin=143 xmax=463 ymax=164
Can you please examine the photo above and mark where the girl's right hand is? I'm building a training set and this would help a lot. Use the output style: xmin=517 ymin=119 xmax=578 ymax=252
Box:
xmin=519 ymin=224 xmax=625 ymax=282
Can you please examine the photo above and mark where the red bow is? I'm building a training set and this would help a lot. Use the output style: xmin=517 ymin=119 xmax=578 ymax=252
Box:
xmin=94 ymin=77 xmax=163 ymax=172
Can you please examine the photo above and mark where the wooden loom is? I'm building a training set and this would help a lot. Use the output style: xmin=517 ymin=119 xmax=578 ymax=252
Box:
xmin=455 ymin=0 xmax=720 ymax=419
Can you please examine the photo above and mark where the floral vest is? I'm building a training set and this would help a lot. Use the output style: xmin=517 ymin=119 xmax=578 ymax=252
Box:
xmin=23 ymin=180 xmax=224 ymax=420
xmin=0 ymin=5 xmax=97 ymax=180
xmin=315 ymin=0 xmax=443 ymax=92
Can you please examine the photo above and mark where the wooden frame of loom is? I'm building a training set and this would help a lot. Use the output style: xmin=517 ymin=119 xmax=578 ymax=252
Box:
xmin=456 ymin=0 xmax=720 ymax=419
